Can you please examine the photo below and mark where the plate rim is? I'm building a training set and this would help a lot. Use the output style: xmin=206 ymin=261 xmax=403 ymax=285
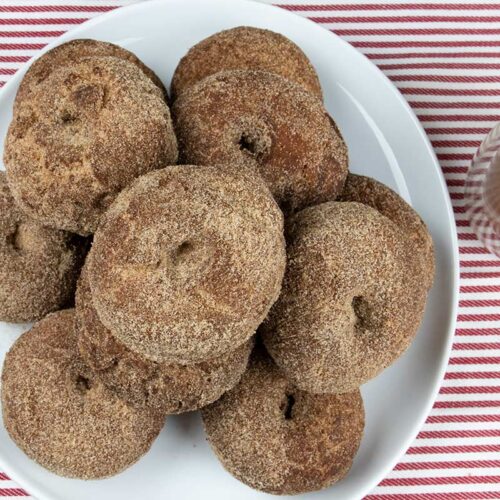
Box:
xmin=0 ymin=1 xmax=459 ymax=499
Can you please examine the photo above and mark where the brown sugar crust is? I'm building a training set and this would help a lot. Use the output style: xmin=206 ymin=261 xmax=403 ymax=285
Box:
xmin=202 ymin=349 xmax=364 ymax=495
xmin=171 ymin=26 xmax=322 ymax=100
xmin=4 ymin=56 xmax=178 ymax=235
xmin=87 ymin=165 xmax=286 ymax=364
xmin=0 ymin=172 xmax=85 ymax=323
xmin=172 ymin=70 xmax=348 ymax=215
xmin=76 ymin=267 xmax=253 ymax=414
xmin=339 ymin=173 xmax=435 ymax=289
xmin=261 ymin=202 xmax=431 ymax=394
xmin=1 ymin=310 xmax=164 ymax=479
xmin=15 ymin=38 xmax=166 ymax=108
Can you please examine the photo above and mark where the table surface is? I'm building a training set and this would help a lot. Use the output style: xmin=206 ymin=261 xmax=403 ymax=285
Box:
xmin=0 ymin=1 xmax=499 ymax=499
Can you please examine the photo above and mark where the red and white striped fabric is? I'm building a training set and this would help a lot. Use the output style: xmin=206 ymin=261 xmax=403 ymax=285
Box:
xmin=1 ymin=0 xmax=499 ymax=498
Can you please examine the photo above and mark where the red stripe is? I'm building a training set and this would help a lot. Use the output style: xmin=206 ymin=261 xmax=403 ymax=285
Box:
xmin=419 ymin=115 xmax=500 ymax=122
xmin=440 ymin=153 xmax=472 ymax=161
xmin=0 ymin=5 xmax=115 ymax=12
xmin=392 ymin=74 xmax=500 ymax=83
xmin=365 ymin=493 xmax=500 ymax=500
xmin=407 ymin=444 xmax=500 ymax=454
xmin=458 ymin=233 xmax=478 ymax=240
xmin=461 ymin=271 xmax=500 ymax=277
xmin=459 ymin=248 xmax=491 ymax=255
xmin=442 ymin=165 xmax=469 ymax=173
xmin=414 ymin=102 xmax=500 ymax=110
xmin=0 ymin=474 xmax=7 ymax=481
xmin=453 ymin=206 xmax=467 ymax=213
xmin=383 ymin=62 xmax=500 ymax=70
xmin=434 ymin=139 xmax=480 ymax=147
xmin=336 ymin=28 xmax=500 ymax=36
xmin=0 ymin=18 xmax=88 ymax=25
xmin=281 ymin=3 xmax=500 ymax=11
xmin=460 ymin=299 xmax=500 ymax=307
xmin=434 ymin=400 xmax=500 ymax=408
xmin=455 ymin=220 xmax=470 ymax=226
xmin=419 ymin=428 xmax=500 ymax=439
xmin=0 ymin=43 xmax=45 ymax=50
xmin=461 ymin=284 xmax=500 ymax=291
xmin=366 ymin=52 xmax=500 ymax=59
xmin=310 ymin=15 xmax=500 ymax=23
xmin=430 ymin=128 xmax=491 ymax=135
xmin=395 ymin=459 xmax=500 ymax=471
xmin=445 ymin=371 xmax=500 ymax=379
xmin=457 ymin=313 xmax=500 ymax=321
xmin=394 ymin=460 xmax=500 ymax=470
xmin=440 ymin=386 xmax=500 ymax=394
xmin=0 ymin=489 xmax=28 ymax=497
xmin=354 ymin=40 xmax=500 ymax=48
xmin=426 ymin=414 xmax=500 ymax=423
xmin=460 ymin=260 xmax=500 ymax=267
xmin=0 ymin=30 xmax=64 ymax=37
xmin=449 ymin=356 xmax=500 ymax=364
xmin=0 ymin=55 xmax=30 ymax=63
xmin=380 ymin=475 xmax=499 ymax=486
xmin=453 ymin=342 xmax=500 ymax=350
xmin=0 ymin=69 xmax=16 ymax=76
xmin=456 ymin=328 xmax=500 ymax=335
xmin=405 ymin=88 xmax=500 ymax=97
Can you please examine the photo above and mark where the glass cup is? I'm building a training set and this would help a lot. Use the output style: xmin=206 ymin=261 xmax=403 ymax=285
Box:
xmin=464 ymin=122 xmax=500 ymax=257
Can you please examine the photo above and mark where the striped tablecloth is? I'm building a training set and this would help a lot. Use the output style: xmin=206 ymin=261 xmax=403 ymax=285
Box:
xmin=1 ymin=1 xmax=499 ymax=499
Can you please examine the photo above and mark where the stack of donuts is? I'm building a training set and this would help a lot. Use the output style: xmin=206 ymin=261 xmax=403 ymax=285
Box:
xmin=0 ymin=27 xmax=434 ymax=495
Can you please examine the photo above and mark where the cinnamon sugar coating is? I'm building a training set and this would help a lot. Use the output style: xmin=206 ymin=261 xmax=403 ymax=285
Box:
xmin=172 ymin=70 xmax=348 ymax=215
xmin=87 ymin=165 xmax=286 ymax=364
xmin=4 ymin=56 xmax=177 ymax=235
xmin=1 ymin=310 xmax=164 ymax=479
xmin=202 ymin=349 xmax=364 ymax=495
xmin=339 ymin=173 xmax=435 ymax=289
xmin=76 ymin=267 xmax=253 ymax=414
xmin=0 ymin=172 xmax=85 ymax=322
xmin=262 ymin=201 xmax=432 ymax=394
xmin=171 ymin=26 xmax=322 ymax=100
xmin=15 ymin=39 xmax=166 ymax=108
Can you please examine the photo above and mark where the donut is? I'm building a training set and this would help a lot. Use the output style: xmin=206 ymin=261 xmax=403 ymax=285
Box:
xmin=76 ymin=267 xmax=254 ymax=413
xmin=15 ymin=38 xmax=166 ymax=108
xmin=261 ymin=201 xmax=432 ymax=394
xmin=172 ymin=70 xmax=348 ymax=215
xmin=1 ymin=310 xmax=164 ymax=479
xmin=171 ymin=26 xmax=322 ymax=100
xmin=87 ymin=165 xmax=286 ymax=364
xmin=4 ymin=56 xmax=178 ymax=235
xmin=339 ymin=173 xmax=435 ymax=288
xmin=0 ymin=172 xmax=85 ymax=322
xmin=202 ymin=348 xmax=364 ymax=495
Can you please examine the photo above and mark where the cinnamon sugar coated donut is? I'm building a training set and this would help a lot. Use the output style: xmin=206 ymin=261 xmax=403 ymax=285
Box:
xmin=4 ymin=56 xmax=178 ymax=235
xmin=262 ymin=201 xmax=432 ymax=394
xmin=202 ymin=349 xmax=364 ymax=495
xmin=76 ymin=267 xmax=253 ymax=413
xmin=0 ymin=172 xmax=85 ymax=322
xmin=87 ymin=165 xmax=286 ymax=364
xmin=14 ymin=39 xmax=166 ymax=108
xmin=339 ymin=173 xmax=435 ymax=288
xmin=172 ymin=70 xmax=348 ymax=214
xmin=171 ymin=26 xmax=322 ymax=100
xmin=1 ymin=310 xmax=164 ymax=479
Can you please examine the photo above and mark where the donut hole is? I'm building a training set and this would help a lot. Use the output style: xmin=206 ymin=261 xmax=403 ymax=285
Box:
xmin=280 ymin=392 xmax=296 ymax=420
xmin=75 ymin=374 xmax=92 ymax=393
xmin=6 ymin=223 xmax=34 ymax=253
xmin=235 ymin=120 xmax=272 ymax=161
xmin=239 ymin=133 xmax=258 ymax=155
xmin=60 ymin=109 xmax=77 ymax=124
xmin=352 ymin=295 xmax=372 ymax=331
xmin=174 ymin=241 xmax=195 ymax=263
xmin=70 ymin=83 xmax=107 ymax=114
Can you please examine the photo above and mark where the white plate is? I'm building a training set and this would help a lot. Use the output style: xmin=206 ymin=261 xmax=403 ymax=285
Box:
xmin=0 ymin=1 xmax=459 ymax=499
